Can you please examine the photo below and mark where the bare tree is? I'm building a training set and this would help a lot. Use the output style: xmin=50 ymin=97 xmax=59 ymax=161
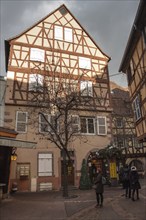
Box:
xmin=27 ymin=66 xmax=90 ymax=197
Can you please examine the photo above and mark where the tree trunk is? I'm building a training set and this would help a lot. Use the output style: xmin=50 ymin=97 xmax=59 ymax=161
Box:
xmin=62 ymin=149 xmax=68 ymax=197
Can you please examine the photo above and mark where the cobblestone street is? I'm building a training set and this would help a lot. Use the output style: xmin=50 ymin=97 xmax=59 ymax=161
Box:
xmin=0 ymin=180 xmax=146 ymax=220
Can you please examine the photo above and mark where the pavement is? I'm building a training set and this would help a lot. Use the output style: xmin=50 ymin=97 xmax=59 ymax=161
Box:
xmin=0 ymin=179 xmax=146 ymax=220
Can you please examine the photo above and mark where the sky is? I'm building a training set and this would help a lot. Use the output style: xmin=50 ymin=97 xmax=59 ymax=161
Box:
xmin=0 ymin=0 xmax=140 ymax=87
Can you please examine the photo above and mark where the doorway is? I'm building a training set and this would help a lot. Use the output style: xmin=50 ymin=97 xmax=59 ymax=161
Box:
xmin=61 ymin=160 xmax=74 ymax=186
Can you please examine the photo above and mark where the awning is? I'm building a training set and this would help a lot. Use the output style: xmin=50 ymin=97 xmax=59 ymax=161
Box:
xmin=0 ymin=137 xmax=37 ymax=149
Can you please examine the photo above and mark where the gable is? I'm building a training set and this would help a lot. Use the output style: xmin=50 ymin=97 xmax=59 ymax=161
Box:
xmin=9 ymin=4 xmax=109 ymax=60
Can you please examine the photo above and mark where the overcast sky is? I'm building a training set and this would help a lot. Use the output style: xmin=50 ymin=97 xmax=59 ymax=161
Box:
xmin=0 ymin=0 xmax=139 ymax=87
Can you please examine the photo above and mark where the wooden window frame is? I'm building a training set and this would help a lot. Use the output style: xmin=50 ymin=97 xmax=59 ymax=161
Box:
xmin=80 ymin=117 xmax=95 ymax=135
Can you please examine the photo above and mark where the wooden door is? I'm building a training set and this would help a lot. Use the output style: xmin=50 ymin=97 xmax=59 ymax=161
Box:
xmin=61 ymin=160 xmax=74 ymax=186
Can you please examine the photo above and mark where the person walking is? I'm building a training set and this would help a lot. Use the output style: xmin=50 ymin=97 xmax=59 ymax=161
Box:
xmin=94 ymin=167 xmax=104 ymax=207
xmin=123 ymin=164 xmax=131 ymax=198
xmin=129 ymin=166 xmax=141 ymax=201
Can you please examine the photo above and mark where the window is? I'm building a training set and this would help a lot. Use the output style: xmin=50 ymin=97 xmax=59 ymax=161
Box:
xmin=133 ymin=96 xmax=141 ymax=121
xmin=80 ymin=117 xmax=95 ymax=134
xmin=59 ymin=6 xmax=68 ymax=15
xmin=29 ymin=74 xmax=44 ymax=91
xmin=79 ymin=57 xmax=91 ymax=69
xmin=39 ymin=114 xmax=50 ymax=133
xmin=39 ymin=114 xmax=59 ymax=133
xmin=30 ymin=48 xmax=45 ymax=62
xmin=80 ymin=81 xmax=93 ymax=96
xmin=116 ymin=118 xmax=123 ymax=128
xmin=38 ymin=153 xmax=53 ymax=176
xmin=130 ymin=59 xmax=134 ymax=76
xmin=97 ymin=116 xmax=107 ymax=135
xmin=54 ymin=26 xmax=73 ymax=42
xmin=16 ymin=111 xmax=28 ymax=133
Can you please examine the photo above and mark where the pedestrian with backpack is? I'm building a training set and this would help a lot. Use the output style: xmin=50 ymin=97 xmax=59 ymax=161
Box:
xmin=94 ymin=167 xmax=104 ymax=208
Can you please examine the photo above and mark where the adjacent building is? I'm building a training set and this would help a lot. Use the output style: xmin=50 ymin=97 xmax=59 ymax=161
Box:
xmin=119 ymin=0 xmax=146 ymax=174
xmin=0 ymin=76 xmax=6 ymax=127
xmin=4 ymin=4 xmax=112 ymax=191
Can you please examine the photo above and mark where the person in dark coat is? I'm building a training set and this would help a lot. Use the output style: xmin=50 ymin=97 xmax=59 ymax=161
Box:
xmin=123 ymin=164 xmax=131 ymax=198
xmin=94 ymin=167 xmax=104 ymax=207
xmin=129 ymin=166 xmax=141 ymax=201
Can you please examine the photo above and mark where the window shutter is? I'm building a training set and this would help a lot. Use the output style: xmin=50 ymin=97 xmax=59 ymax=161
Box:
xmin=71 ymin=115 xmax=79 ymax=133
xmin=97 ymin=116 xmax=107 ymax=135
xmin=87 ymin=81 xmax=93 ymax=97
xmin=50 ymin=115 xmax=59 ymax=133
xmin=30 ymin=48 xmax=45 ymax=62
xmin=79 ymin=57 xmax=91 ymax=69
xmin=133 ymin=96 xmax=141 ymax=121
xmin=38 ymin=153 xmax=53 ymax=176
xmin=39 ymin=114 xmax=50 ymax=133
xmin=16 ymin=111 xmax=28 ymax=133
xmin=80 ymin=81 xmax=87 ymax=96
xmin=64 ymin=28 xmax=73 ymax=42
xmin=80 ymin=81 xmax=93 ymax=96
xmin=55 ymin=26 xmax=63 ymax=40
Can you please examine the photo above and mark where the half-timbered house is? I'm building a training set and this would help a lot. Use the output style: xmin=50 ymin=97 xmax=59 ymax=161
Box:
xmin=119 ymin=0 xmax=146 ymax=176
xmin=4 ymin=4 xmax=112 ymax=191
